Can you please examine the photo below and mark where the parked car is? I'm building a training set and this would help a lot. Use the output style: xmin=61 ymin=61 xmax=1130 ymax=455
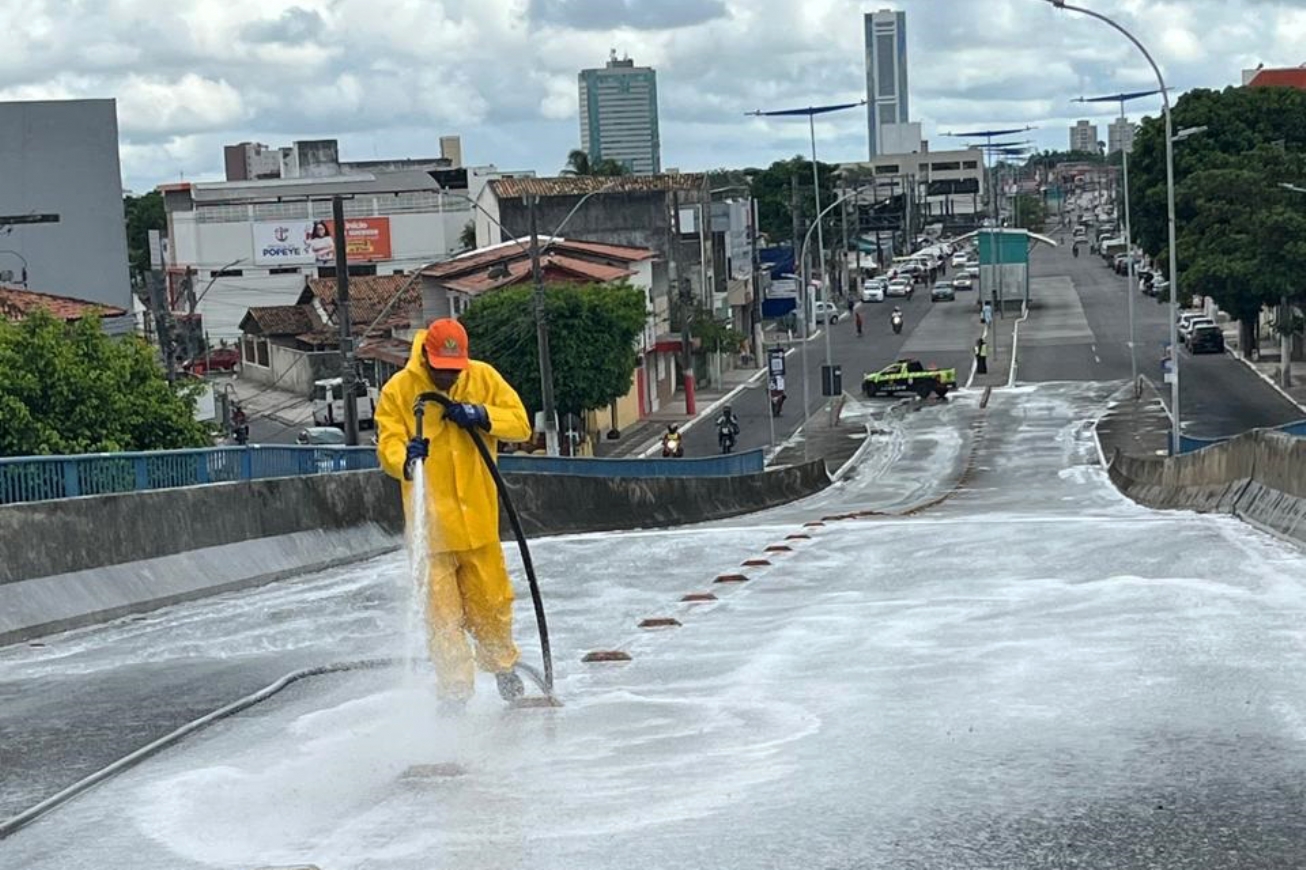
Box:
xmin=861 ymin=281 xmax=886 ymax=303
xmin=886 ymin=277 xmax=915 ymax=298
xmin=1177 ymin=312 xmax=1213 ymax=341
xmin=297 ymin=426 xmax=347 ymax=445
xmin=930 ymin=282 xmax=956 ymax=302
xmin=952 ymin=272 xmax=974 ymax=291
xmin=1188 ymin=325 xmax=1225 ymax=354
xmin=814 ymin=300 xmax=843 ymax=324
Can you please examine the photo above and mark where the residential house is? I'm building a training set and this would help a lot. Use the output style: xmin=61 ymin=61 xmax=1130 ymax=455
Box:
xmin=0 ymin=284 xmax=131 ymax=334
xmin=238 ymin=274 xmax=420 ymax=395
xmin=418 ymin=237 xmax=667 ymax=435
xmin=474 ymin=174 xmax=760 ymax=391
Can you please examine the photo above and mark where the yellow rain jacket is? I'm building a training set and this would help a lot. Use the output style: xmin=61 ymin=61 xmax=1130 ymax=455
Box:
xmin=376 ymin=331 xmax=533 ymax=553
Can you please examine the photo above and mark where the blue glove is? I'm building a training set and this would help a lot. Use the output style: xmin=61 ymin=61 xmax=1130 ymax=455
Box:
xmin=444 ymin=403 xmax=490 ymax=432
xmin=403 ymin=436 xmax=429 ymax=480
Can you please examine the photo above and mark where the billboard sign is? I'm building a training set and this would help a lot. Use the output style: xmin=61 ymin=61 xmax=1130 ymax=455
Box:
xmin=252 ymin=217 xmax=392 ymax=266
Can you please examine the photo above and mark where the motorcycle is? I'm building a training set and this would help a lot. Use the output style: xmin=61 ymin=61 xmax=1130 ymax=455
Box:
xmin=661 ymin=427 xmax=684 ymax=458
xmin=891 ymin=312 xmax=904 ymax=335
xmin=718 ymin=423 xmax=737 ymax=454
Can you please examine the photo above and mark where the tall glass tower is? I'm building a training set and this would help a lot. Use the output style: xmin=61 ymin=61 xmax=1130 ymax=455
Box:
xmin=865 ymin=9 xmax=910 ymax=157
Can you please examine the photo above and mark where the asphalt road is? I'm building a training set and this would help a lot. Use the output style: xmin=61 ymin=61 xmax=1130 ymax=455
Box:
xmin=680 ymin=281 xmax=976 ymax=458
xmin=1023 ymin=239 xmax=1302 ymax=437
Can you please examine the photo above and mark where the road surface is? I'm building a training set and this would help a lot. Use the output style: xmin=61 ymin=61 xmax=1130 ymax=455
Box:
xmin=5 ymin=382 xmax=1306 ymax=869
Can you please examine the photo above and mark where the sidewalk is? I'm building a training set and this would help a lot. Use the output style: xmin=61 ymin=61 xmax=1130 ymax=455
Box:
xmin=1220 ymin=323 xmax=1306 ymax=414
xmin=970 ymin=309 xmax=1020 ymax=389
xmin=1095 ymin=378 xmax=1171 ymax=460
xmin=228 ymin=376 xmax=315 ymax=428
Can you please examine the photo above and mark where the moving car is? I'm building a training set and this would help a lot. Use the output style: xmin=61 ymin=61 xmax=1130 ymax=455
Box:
xmin=886 ymin=277 xmax=915 ymax=298
xmin=952 ymin=272 xmax=974 ymax=291
xmin=951 ymin=252 xmax=969 ymax=267
xmin=297 ymin=426 xmax=347 ymax=445
xmin=861 ymin=281 xmax=886 ymax=303
xmin=930 ymin=282 xmax=956 ymax=302
xmin=862 ymin=359 xmax=957 ymax=399
xmin=1187 ymin=325 xmax=1225 ymax=354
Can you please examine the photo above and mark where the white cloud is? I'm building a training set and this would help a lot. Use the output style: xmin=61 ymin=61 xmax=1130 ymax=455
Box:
xmin=0 ymin=0 xmax=1298 ymax=190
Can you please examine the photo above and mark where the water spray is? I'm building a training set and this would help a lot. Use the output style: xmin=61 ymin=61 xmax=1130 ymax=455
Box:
xmin=413 ymin=392 xmax=556 ymax=699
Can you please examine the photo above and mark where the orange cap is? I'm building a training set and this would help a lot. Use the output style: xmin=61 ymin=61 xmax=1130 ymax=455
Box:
xmin=423 ymin=318 xmax=470 ymax=370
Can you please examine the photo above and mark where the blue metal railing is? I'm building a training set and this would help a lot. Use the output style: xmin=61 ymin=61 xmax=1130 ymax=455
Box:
xmin=0 ymin=445 xmax=768 ymax=506
xmin=0 ymin=446 xmax=380 ymax=506
xmin=1178 ymin=419 xmax=1306 ymax=454
xmin=500 ymin=449 xmax=765 ymax=478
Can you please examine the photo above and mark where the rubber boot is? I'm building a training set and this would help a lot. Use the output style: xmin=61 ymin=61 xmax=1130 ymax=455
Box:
xmin=496 ymin=670 xmax=525 ymax=702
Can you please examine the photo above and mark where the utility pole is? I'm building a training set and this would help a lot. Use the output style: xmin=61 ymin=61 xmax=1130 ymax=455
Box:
xmin=750 ymin=191 xmax=763 ymax=366
xmin=332 ymin=194 xmax=360 ymax=447
xmin=670 ymin=189 xmax=695 ymax=415
xmin=790 ymin=172 xmax=802 ymax=330
xmin=148 ymin=270 xmax=175 ymax=383
xmin=527 ymin=197 xmax=561 ymax=456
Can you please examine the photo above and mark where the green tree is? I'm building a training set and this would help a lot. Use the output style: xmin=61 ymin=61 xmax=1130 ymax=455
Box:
xmin=0 ymin=309 xmax=212 ymax=456
xmin=460 ymin=281 xmax=646 ymax=420
xmin=459 ymin=220 xmax=477 ymax=251
xmin=1012 ymin=194 xmax=1047 ymax=233
xmin=123 ymin=191 xmax=166 ymax=288
xmin=561 ymin=149 xmax=630 ymax=177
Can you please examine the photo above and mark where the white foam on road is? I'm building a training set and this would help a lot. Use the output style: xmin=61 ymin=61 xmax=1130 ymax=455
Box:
xmin=8 ymin=383 xmax=1306 ymax=870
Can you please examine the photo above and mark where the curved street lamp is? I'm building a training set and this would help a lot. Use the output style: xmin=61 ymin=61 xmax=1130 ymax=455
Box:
xmin=0 ymin=250 xmax=29 ymax=286
xmin=1044 ymin=0 xmax=1182 ymax=454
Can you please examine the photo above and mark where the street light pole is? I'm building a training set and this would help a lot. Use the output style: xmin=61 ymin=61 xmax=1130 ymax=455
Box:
xmin=1046 ymin=0 xmax=1183 ymax=454
xmin=331 ymin=194 xmax=360 ymax=447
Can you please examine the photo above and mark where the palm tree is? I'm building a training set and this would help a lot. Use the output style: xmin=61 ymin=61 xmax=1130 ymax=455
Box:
xmin=562 ymin=149 xmax=630 ymax=177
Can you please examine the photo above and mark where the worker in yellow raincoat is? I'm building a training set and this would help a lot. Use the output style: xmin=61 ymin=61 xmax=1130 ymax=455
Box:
xmin=376 ymin=318 xmax=533 ymax=705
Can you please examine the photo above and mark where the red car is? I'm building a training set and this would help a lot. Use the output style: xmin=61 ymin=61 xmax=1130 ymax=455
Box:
xmin=184 ymin=348 xmax=240 ymax=376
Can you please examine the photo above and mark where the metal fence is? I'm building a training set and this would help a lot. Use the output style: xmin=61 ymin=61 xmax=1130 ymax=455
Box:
xmin=500 ymin=449 xmax=765 ymax=478
xmin=1178 ymin=419 xmax=1306 ymax=454
xmin=0 ymin=446 xmax=380 ymax=506
xmin=0 ymin=445 xmax=767 ymax=506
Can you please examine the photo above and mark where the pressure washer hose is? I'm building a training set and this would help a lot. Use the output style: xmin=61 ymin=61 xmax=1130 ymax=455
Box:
xmin=414 ymin=393 xmax=554 ymax=692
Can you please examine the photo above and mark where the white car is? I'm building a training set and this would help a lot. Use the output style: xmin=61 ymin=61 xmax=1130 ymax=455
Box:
xmin=886 ymin=278 xmax=914 ymax=298
xmin=1178 ymin=314 xmax=1215 ymax=342
xmin=861 ymin=282 xmax=886 ymax=303
xmin=951 ymin=252 xmax=969 ymax=267
xmin=952 ymin=272 xmax=974 ymax=290
xmin=814 ymin=300 xmax=842 ymax=324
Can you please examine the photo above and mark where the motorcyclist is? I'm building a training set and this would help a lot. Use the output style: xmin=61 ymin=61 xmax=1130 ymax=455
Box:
xmin=715 ymin=406 xmax=741 ymax=453
xmin=890 ymin=306 xmax=904 ymax=334
xmin=661 ymin=423 xmax=684 ymax=457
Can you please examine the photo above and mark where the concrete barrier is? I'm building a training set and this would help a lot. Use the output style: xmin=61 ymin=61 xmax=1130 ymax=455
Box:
xmin=1108 ymin=428 xmax=1306 ymax=548
xmin=0 ymin=462 xmax=830 ymax=645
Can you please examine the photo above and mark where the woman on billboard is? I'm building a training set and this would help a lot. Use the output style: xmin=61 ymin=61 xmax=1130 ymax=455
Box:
xmin=308 ymin=221 xmax=335 ymax=264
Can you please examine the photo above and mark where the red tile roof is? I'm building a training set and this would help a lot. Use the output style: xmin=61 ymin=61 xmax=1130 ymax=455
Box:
xmin=240 ymin=305 xmax=316 ymax=337
xmin=551 ymin=239 xmax=656 ymax=262
xmin=306 ymin=274 xmax=420 ymax=331
xmin=421 ymin=238 xmax=654 ymax=286
xmin=0 ymin=285 xmax=128 ymax=323
xmin=1247 ymin=68 xmax=1306 ymax=90
xmin=489 ymin=173 xmax=707 ymax=199
xmin=441 ymin=254 xmax=634 ymax=295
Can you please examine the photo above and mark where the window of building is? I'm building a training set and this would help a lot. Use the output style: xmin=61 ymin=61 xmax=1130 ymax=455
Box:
xmin=929 ymin=161 xmax=961 ymax=172
xmin=876 ymin=34 xmax=896 ymax=97
xmin=210 ymin=268 xmax=243 ymax=278
xmin=963 ymin=160 xmax=979 ymax=170
xmin=242 ymin=336 xmax=270 ymax=368
xmin=874 ymin=164 xmax=900 ymax=175
xmin=270 ymin=267 xmax=301 ymax=275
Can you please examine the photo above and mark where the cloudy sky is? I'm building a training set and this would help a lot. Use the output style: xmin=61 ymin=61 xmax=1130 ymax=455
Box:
xmin=4 ymin=0 xmax=1304 ymax=192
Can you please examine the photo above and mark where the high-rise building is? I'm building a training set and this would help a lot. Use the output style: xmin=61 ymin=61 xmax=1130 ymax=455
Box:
xmin=864 ymin=9 xmax=910 ymax=157
xmin=1069 ymin=120 xmax=1100 ymax=154
xmin=578 ymin=51 xmax=661 ymax=175
xmin=1107 ymin=118 xmax=1137 ymax=155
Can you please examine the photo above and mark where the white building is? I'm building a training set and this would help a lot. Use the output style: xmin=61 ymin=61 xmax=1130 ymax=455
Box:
xmin=160 ymin=166 xmax=531 ymax=342
xmin=847 ymin=148 xmax=987 ymax=219
xmin=1070 ymin=120 xmax=1100 ymax=154
xmin=578 ymin=52 xmax=661 ymax=175
xmin=864 ymin=9 xmax=910 ymax=157
xmin=1107 ymin=118 xmax=1138 ymax=155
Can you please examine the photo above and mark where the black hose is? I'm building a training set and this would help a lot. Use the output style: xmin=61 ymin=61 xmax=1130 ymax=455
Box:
xmin=414 ymin=393 xmax=554 ymax=693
